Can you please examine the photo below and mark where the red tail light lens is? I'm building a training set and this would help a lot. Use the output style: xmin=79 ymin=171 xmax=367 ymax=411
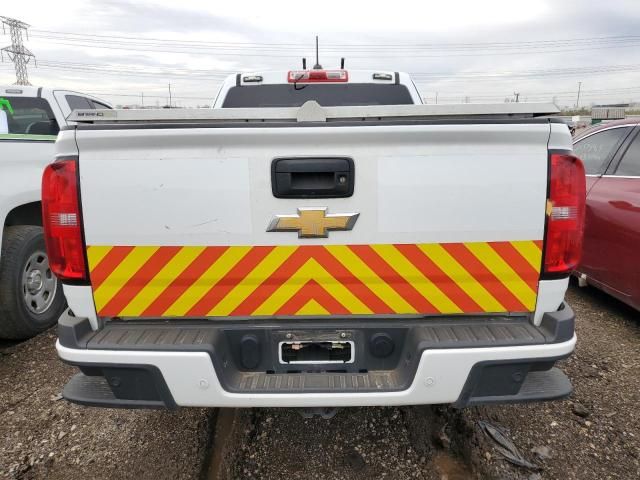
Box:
xmin=287 ymin=70 xmax=348 ymax=83
xmin=543 ymin=153 xmax=586 ymax=276
xmin=42 ymin=159 xmax=88 ymax=282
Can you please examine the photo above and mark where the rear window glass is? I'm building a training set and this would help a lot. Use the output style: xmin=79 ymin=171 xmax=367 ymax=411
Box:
xmin=66 ymin=95 xmax=93 ymax=111
xmin=615 ymin=134 xmax=640 ymax=176
xmin=90 ymin=100 xmax=110 ymax=109
xmin=0 ymin=96 xmax=59 ymax=136
xmin=221 ymin=83 xmax=414 ymax=108
xmin=573 ymin=127 xmax=631 ymax=174
xmin=66 ymin=95 xmax=111 ymax=111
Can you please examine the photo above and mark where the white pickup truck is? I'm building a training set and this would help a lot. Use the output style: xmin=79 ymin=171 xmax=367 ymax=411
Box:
xmin=0 ymin=86 xmax=110 ymax=339
xmin=48 ymin=69 xmax=584 ymax=410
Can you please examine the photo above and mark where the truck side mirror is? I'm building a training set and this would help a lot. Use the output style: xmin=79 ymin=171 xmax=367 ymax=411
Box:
xmin=0 ymin=110 xmax=8 ymax=135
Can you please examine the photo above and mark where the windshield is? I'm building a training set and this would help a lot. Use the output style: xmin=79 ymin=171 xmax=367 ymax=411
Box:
xmin=221 ymin=83 xmax=415 ymax=108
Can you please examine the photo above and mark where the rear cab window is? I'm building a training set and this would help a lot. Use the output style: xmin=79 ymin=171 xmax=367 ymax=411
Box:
xmin=66 ymin=95 xmax=112 ymax=111
xmin=66 ymin=95 xmax=94 ymax=111
xmin=222 ymin=83 xmax=415 ymax=108
xmin=0 ymin=96 xmax=60 ymax=138
xmin=89 ymin=100 xmax=111 ymax=109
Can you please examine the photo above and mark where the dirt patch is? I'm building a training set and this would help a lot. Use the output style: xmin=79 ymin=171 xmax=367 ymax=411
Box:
xmin=204 ymin=409 xmax=244 ymax=479
xmin=216 ymin=406 xmax=468 ymax=480
xmin=0 ymin=330 xmax=213 ymax=480
xmin=460 ymin=284 xmax=640 ymax=479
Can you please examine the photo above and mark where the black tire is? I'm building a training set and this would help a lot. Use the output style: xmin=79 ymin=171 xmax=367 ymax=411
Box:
xmin=0 ymin=226 xmax=67 ymax=339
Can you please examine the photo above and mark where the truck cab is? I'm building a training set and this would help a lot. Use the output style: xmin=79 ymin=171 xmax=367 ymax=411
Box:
xmin=212 ymin=70 xmax=423 ymax=108
xmin=0 ymin=86 xmax=110 ymax=339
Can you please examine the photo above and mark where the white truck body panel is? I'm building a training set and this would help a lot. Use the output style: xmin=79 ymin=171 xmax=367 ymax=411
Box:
xmin=0 ymin=140 xmax=55 ymax=235
xmin=77 ymin=123 xmax=549 ymax=247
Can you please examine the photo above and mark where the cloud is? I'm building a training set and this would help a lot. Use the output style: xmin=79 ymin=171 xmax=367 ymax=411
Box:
xmin=2 ymin=0 xmax=639 ymax=107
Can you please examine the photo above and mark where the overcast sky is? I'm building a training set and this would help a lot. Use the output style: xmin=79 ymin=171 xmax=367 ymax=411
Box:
xmin=2 ymin=0 xmax=639 ymax=107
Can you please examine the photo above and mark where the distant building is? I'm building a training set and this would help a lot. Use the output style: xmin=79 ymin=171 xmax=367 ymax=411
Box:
xmin=591 ymin=104 xmax=627 ymax=124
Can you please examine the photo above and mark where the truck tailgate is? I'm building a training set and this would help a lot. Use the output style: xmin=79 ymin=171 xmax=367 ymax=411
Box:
xmin=76 ymin=123 xmax=549 ymax=318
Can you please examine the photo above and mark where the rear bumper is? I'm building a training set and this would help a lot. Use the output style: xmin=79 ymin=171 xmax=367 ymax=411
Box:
xmin=56 ymin=306 xmax=576 ymax=409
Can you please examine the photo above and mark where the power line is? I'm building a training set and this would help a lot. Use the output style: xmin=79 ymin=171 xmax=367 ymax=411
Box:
xmin=3 ymin=57 xmax=638 ymax=90
xmin=30 ymin=29 xmax=640 ymax=49
xmin=2 ymin=56 xmax=638 ymax=106
xmin=84 ymin=87 xmax=640 ymax=101
xmin=28 ymin=35 xmax=640 ymax=58
xmin=86 ymin=91 xmax=215 ymax=100
xmin=410 ymin=64 xmax=640 ymax=78
xmin=30 ymin=60 xmax=234 ymax=81
xmin=434 ymin=86 xmax=640 ymax=97
xmin=1 ymin=16 xmax=35 ymax=85
xmin=25 ymin=58 xmax=640 ymax=80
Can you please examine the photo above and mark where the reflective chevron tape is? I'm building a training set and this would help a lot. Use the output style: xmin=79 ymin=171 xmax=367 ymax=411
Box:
xmin=86 ymin=241 xmax=542 ymax=318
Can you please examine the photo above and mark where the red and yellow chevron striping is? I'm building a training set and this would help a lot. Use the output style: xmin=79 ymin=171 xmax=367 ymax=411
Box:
xmin=86 ymin=241 xmax=542 ymax=318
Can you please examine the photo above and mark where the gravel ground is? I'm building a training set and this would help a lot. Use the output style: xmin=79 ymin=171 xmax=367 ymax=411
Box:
xmin=1 ymin=284 xmax=639 ymax=480
xmin=463 ymin=284 xmax=640 ymax=479
xmin=211 ymin=406 xmax=471 ymax=480
xmin=0 ymin=331 xmax=213 ymax=479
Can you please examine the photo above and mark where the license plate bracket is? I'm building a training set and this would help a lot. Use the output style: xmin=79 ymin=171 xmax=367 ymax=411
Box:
xmin=279 ymin=340 xmax=355 ymax=364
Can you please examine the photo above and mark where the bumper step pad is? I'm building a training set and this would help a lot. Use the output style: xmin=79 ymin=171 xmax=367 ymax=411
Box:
xmin=63 ymin=373 xmax=170 ymax=409
xmin=465 ymin=367 xmax=572 ymax=406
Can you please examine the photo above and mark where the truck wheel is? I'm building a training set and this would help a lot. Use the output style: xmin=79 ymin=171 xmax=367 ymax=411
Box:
xmin=0 ymin=226 xmax=66 ymax=339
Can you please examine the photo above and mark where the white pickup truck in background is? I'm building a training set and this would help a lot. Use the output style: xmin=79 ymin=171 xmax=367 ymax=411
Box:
xmin=0 ymin=86 xmax=110 ymax=339
xmin=47 ymin=69 xmax=584 ymax=410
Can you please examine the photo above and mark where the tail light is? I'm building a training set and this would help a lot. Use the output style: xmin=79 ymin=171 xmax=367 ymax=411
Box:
xmin=287 ymin=70 xmax=348 ymax=83
xmin=42 ymin=158 xmax=88 ymax=282
xmin=543 ymin=153 xmax=586 ymax=276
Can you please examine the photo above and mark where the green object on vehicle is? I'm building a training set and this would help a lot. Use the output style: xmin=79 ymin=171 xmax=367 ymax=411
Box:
xmin=0 ymin=133 xmax=56 ymax=141
xmin=0 ymin=97 xmax=14 ymax=115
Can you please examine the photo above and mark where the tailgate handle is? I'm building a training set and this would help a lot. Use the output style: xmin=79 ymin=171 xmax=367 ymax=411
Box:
xmin=271 ymin=157 xmax=354 ymax=198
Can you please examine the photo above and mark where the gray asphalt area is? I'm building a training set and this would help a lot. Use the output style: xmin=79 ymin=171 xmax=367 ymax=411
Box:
xmin=1 ymin=284 xmax=638 ymax=479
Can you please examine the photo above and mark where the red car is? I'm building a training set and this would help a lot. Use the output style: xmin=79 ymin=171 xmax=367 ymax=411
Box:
xmin=573 ymin=119 xmax=640 ymax=310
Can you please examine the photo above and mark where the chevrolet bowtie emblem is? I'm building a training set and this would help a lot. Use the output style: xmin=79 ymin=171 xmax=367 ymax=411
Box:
xmin=267 ymin=207 xmax=359 ymax=238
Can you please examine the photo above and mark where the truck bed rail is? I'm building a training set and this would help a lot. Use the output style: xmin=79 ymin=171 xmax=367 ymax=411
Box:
xmin=67 ymin=101 xmax=561 ymax=125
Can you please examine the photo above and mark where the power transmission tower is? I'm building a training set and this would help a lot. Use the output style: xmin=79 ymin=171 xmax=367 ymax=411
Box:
xmin=513 ymin=92 xmax=520 ymax=103
xmin=1 ymin=16 xmax=35 ymax=85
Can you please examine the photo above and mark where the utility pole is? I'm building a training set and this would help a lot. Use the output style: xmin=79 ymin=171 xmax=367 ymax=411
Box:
xmin=575 ymin=81 xmax=582 ymax=109
xmin=435 ymin=92 xmax=438 ymax=104
xmin=0 ymin=16 xmax=35 ymax=86
xmin=168 ymin=83 xmax=172 ymax=108
xmin=141 ymin=92 xmax=144 ymax=107
xmin=513 ymin=92 xmax=520 ymax=103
